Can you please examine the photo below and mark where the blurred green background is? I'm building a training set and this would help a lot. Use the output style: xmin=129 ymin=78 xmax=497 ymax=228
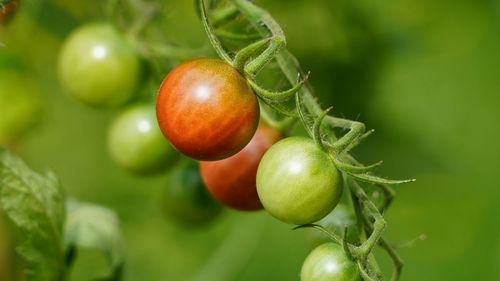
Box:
xmin=1 ymin=0 xmax=499 ymax=280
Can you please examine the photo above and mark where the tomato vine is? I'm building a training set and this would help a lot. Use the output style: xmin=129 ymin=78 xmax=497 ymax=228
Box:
xmin=195 ymin=0 xmax=414 ymax=280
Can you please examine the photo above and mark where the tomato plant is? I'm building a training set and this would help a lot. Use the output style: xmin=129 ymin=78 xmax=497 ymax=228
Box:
xmin=301 ymin=242 xmax=360 ymax=281
xmin=107 ymin=104 xmax=178 ymax=174
xmin=306 ymin=204 xmax=361 ymax=248
xmin=58 ymin=22 xmax=142 ymax=107
xmin=256 ymin=137 xmax=342 ymax=225
xmin=200 ymin=123 xmax=281 ymax=211
xmin=163 ymin=160 xmax=221 ymax=226
xmin=156 ymin=58 xmax=260 ymax=161
xmin=0 ymin=66 xmax=42 ymax=145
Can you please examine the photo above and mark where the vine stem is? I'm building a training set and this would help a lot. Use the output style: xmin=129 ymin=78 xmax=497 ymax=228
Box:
xmin=199 ymin=1 xmax=408 ymax=280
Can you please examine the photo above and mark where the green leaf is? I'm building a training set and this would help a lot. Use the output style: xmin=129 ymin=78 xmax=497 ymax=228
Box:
xmin=0 ymin=149 xmax=65 ymax=281
xmin=64 ymin=199 xmax=124 ymax=280
xmin=347 ymin=172 xmax=416 ymax=185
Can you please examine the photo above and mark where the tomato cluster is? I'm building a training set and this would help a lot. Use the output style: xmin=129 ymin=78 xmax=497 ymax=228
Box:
xmin=200 ymin=123 xmax=282 ymax=211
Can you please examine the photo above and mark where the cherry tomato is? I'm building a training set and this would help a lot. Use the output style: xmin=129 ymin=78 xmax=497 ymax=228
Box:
xmin=107 ymin=104 xmax=178 ymax=174
xmin=256 ymin=137 xmax=342 ymax=225
xmin=0 ymin=57 xmax=42 ymax=145
xmin=58 ymin=23 xmax=142 ymax=107
xmin=301 ymin=242 xmax=360 ymax=281
xmin=200 ymin=124 xmax=282 ymax=211
xmin=156 ymin=58 xmax=259 ymax=161
xmin=0 ymin=0 xmax=18 ymax=24
xmin=306 ymin=204 xmax=360 ymax=248
xmin=163 ymin=160 xmax=221 ymax=226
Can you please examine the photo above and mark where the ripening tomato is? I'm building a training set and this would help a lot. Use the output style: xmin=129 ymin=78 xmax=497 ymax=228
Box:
xmin=301 ymin=242 xmax=360 ymax=281
xmin=200 ymin=124 xmax=282 ymax=211
xmin=156 ymin=58 xmax=259 ymax=161
xmin=58 ymin=23 xmax=142 ymax=107
xmin=163 ymin=160 xmax=222 ymax=226
xmin=107 ymin=104 xmax=178 ymax=174
xmin=256 ymin=137 xmax=342 ymax=225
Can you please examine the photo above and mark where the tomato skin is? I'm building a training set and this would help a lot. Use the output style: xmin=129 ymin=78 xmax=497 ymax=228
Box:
xmin=200 ymin=124 xmax=282 ymax=211
xmin=163 ymin=160 xmax=222 ymax=226
xmin=58 ymin=23 xmax=141 ymax=107
xmin=156 ymin=58 xmax=259 ymax=161
xmin=256 ymin=137 xmax=342 ymax=225
xmin=301 ymin=242 xmax=360 ymax=281
xmin=107 ymin=104 xmax=178 ymax=174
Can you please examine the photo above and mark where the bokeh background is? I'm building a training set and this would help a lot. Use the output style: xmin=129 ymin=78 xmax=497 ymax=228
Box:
xmin=1 ymin=0 xmax=499 ymax=280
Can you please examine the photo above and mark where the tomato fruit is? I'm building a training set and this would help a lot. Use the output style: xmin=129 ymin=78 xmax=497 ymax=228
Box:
xmin=156 ymin=58 xmax=259 ymax=161
xmin=200 ymin=124 xmax=282 ymax=211
xmin=0 ymin=0 xmax=18 ymax=24
xmin=301 ymin=242 xmax=360 ymax=281
xmin=306 ymin=204 xmax=360 ymax=248
xmin=0 ymin=59 xmax=42 ymax=145
xmin=107 ymin=104 xmax=178 ymax=174
xmin=256 ymin=137 xmax=342 ymax=225
xmin=163 ymin=160 xmax=221 ymax=226
xmin=58 ymin=23 xmax=142 ymax=107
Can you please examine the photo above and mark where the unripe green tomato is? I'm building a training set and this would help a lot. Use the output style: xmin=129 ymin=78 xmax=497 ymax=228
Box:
xmin=256 ymin=137 xmax=342 ymax=225
xmin=301 ymin=242 xmax=360 ymax=281
xmin=0 ymin=70 xmax=42 ymax=145
xmin=306 ymin=204 xmax=360 ymax=248
xmin=107 ymin=104 xmax=178 ymax=174
xmin=163 ymin=160 xmax=221 ymax=226
xmin=58 ymin=23 xmax=141 ymax=107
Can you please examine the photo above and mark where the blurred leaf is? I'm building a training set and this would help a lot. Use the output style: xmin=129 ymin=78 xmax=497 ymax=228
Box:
xmin=0 ymin=148 xmax=65 ymax=281
xmin=64 ymin=199 xmax=124 ymax=280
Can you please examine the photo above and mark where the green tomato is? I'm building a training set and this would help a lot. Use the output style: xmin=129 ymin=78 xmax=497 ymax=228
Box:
xmin=301 ymin=242 xmax=360 ymax=281
xmin=107 ymin=104 xmax=178 ymax=174
xmin=0 ymin=70 xmax=42 ymax=145
xmin=163 ymin=160 xmax=221 ymax=226
xmin=306 ymin=204 xmax=360 ymax=248
xmin=58 ymin=22 xmax=141 ymax=107
xmin=256 ymin=137 xmax=342 ymax=225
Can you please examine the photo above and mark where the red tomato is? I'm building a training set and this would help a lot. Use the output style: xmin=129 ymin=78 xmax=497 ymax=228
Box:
xmin=156 ymin=58 xmax=259 ymax=161
xmin=200 ymin=124 xmax=281 ymax=211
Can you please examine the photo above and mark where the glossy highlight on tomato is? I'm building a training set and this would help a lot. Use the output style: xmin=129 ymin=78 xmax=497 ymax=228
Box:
xmin=256 ymin=137 xmax=342 ymax=225
xmin=58 ymin=23 xmax=142 ymax=107
xmin=156 ymin=58 xmax=259 ymax=161
xmin=200 ymin=124 xmax=281 ymax=211
xmin=301 ymin=242 xmax=360 ymax=281
xmin=163 ymin=160 xmax=222 ymax=226
xmin=107 ymin=104 xmax=178 ymax=174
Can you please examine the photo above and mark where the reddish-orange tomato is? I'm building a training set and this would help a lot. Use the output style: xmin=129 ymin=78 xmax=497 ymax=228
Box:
xmin=0 ymin=0 xmax=19 ymax=23
xmin=200 ymin=124 xmax=282 ymax=211
xmin=156 ymin=58 xmax=259 ymax=161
